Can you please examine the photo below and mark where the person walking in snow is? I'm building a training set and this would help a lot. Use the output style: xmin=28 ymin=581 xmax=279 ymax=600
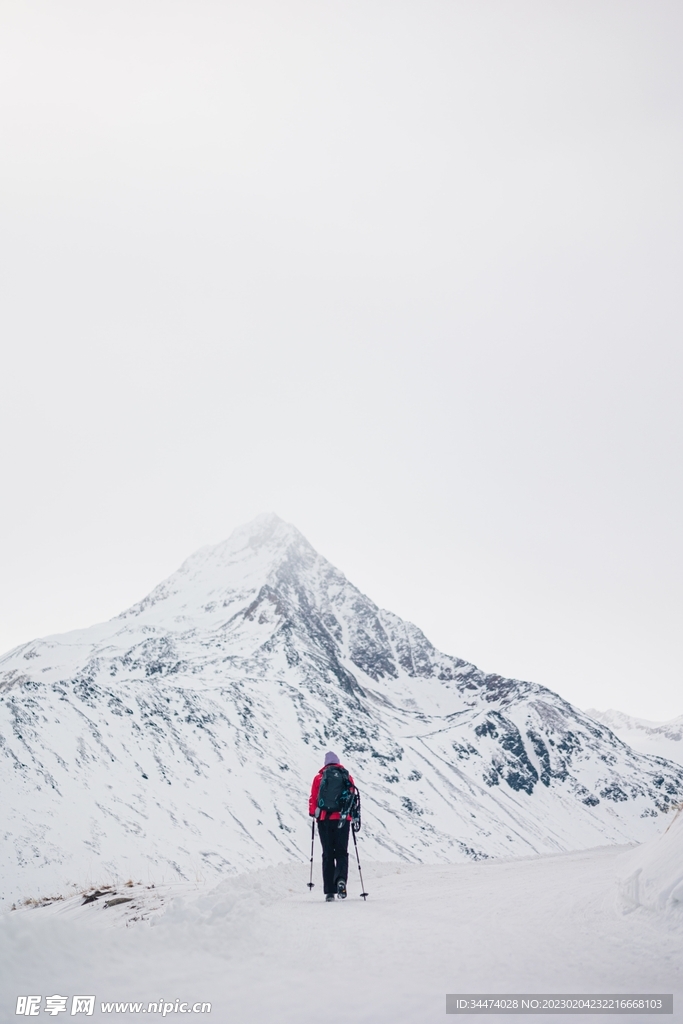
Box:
xmin=309 ymin=751 xmax=359 ymax=901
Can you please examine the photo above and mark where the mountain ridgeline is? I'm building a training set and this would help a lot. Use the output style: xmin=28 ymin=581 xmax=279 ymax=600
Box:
xmin=1 ymin=515 xmax=681 ymax=902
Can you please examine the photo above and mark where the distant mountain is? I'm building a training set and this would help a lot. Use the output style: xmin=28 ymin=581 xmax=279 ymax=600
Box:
xmin=2 ymin=514 xmax=682 ymax=904
xmin=586 ymin=708 xmax=683 ymax=768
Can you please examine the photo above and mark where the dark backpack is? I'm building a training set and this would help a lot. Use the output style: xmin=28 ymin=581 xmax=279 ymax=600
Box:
xmin=317 ymin=765 xmax=352 ymax=815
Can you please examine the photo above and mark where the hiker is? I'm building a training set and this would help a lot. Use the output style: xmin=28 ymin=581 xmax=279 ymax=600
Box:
xmin=309 ymin=751 xmax=359 ymax=901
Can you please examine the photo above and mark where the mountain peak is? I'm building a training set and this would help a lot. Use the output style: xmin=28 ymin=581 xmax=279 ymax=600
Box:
xmin=117 ymin=514 xmax=316 ymax=623
xmin=227 ymin=512 xmax=310 ymax=553
xmin=586 ymin=708 xmax=683 ymax=766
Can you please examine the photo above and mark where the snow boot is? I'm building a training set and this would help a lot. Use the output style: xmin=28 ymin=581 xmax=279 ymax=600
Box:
xmin=325 ymin=894 xmax=335 ymax=902
xmin=336 ymin=879 xmax=347 ymax=899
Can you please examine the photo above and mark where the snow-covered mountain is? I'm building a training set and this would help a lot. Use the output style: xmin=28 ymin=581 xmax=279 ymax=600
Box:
xmin=586 ymin=708 xmax=683 ymax=767
xmin=2 ymin=514 xmax=682 ymax=904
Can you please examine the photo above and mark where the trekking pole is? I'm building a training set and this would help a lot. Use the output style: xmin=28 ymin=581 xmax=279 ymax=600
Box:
xmin=351 ymin=826 xmax=368 ymax=900
xmin=307 ymin=819 xmax=316 ymax=891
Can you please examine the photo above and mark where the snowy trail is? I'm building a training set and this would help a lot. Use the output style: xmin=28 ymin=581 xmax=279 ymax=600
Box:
xmin=2 ymin=844 xmax=681 ymax=1022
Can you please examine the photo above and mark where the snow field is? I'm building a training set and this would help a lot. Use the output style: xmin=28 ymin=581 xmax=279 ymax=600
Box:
xmin=2 ymin=842 xmax=682 ymax=1023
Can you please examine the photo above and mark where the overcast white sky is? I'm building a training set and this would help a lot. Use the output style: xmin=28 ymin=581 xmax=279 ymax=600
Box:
xmin=1 ymin=0 xmax=681 ymax=720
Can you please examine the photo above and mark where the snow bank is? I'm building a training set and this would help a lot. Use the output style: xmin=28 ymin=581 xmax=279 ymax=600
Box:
xmin=619 ymin=807 xmax=683 ymax=919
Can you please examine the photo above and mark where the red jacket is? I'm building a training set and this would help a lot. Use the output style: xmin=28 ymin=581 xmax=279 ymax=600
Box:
xmin=309 ymin=763 xmax=355 ymax=820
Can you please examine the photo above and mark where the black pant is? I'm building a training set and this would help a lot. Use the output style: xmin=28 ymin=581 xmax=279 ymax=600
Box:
xmin=317 ymin=819 xmax=350 ymax=895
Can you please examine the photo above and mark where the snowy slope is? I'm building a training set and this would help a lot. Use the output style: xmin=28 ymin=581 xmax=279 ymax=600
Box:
xmin=2 ymin=845 xmax=681 ymax=1024
xmin=587 ymin=707 xmax=683 ymax=767
xmin=2 ymin=514 xmax=682 ymax=905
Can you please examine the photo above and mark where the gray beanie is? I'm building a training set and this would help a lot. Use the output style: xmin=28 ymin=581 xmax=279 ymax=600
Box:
xmin=324 ymin=751 xmax=340 ymax=766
